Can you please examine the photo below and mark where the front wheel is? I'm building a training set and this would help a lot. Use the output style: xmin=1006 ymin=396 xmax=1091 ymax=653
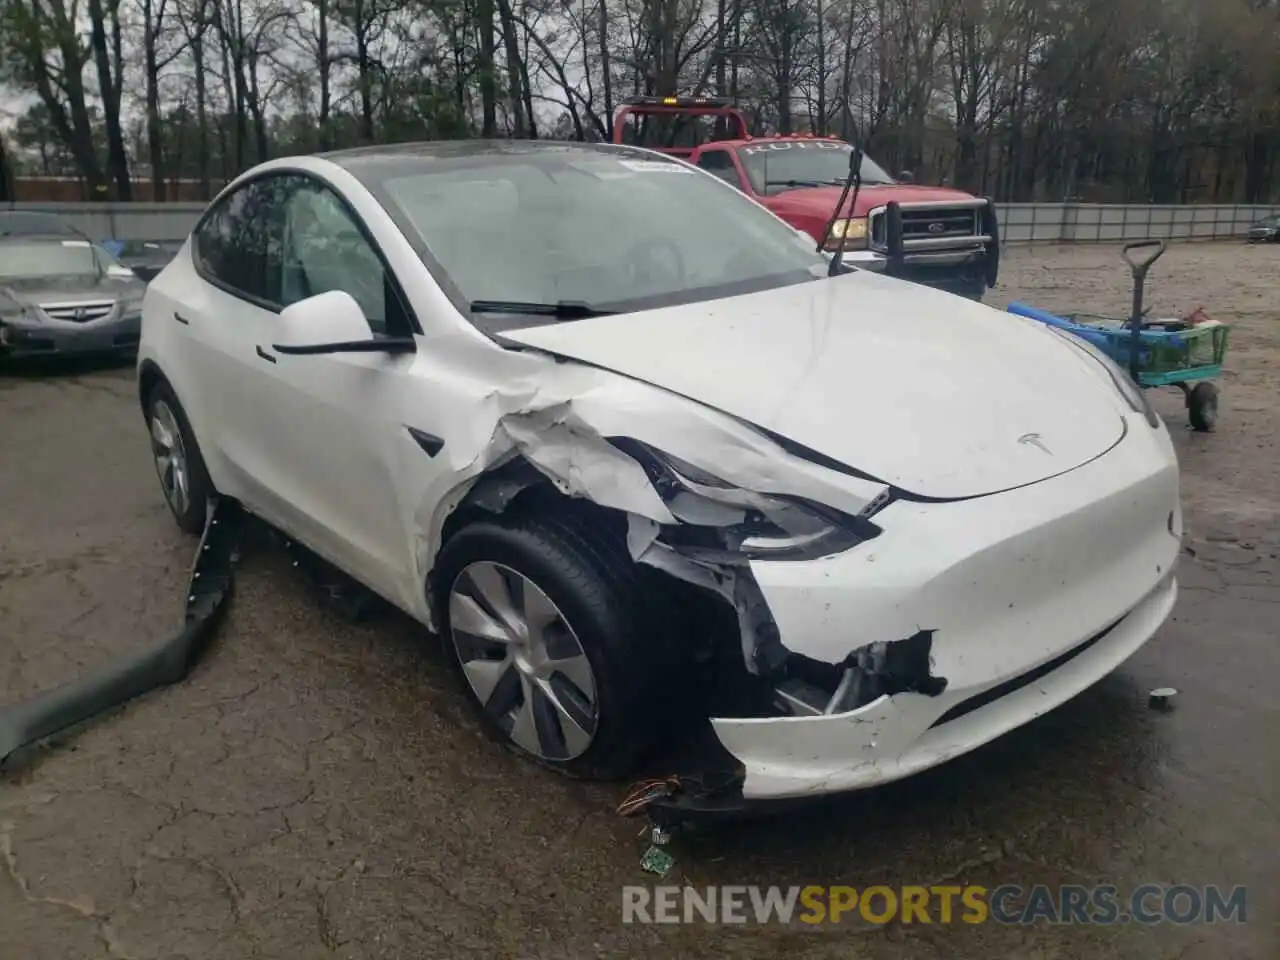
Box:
xmin=432 ymin=510 xmax=674 ymax=781
xmin=1187 ymin=381 xmax=1219 ymax=433
xmin=146 ymin=380 xmax=215 ymax=534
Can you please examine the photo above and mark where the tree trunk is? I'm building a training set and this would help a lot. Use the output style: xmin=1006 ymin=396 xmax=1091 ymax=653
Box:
xmin=477 ymin=0 xmax=497 ymax=135
xmin=144 ymin=0 xmax=165 ymax=200
xmin=599 ymin=0 xmax=613 ymax=138
xmin=317 ymin=0 xmax=332 ymax=149
xmin=494 ymin=0 xmax=526 ymax=136
xmin=88 ymin=0 xmax=131 ymax=198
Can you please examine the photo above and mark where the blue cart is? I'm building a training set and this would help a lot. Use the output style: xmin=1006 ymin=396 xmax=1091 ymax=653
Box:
xmin=1007 ymin=240 xmax=1229 ymax=432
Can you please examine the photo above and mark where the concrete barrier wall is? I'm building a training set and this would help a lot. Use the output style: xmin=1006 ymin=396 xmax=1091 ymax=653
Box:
xmin=6 ymin=200 xmax=1280 ymax=245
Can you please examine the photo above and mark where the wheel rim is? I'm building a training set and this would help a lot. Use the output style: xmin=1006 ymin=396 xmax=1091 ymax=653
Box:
xmin=448 ymin=561 xmax=599 ymax=761
xmin=150 ymin=399 xmax=190 ymax=517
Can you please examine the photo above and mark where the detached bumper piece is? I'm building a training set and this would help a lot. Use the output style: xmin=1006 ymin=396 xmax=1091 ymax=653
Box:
xmin=0 ymin=498 xmax=242 ymax=768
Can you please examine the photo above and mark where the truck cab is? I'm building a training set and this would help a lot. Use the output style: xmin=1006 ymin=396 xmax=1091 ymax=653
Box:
xmin=612 ymin=97 xmax=999 ymax=300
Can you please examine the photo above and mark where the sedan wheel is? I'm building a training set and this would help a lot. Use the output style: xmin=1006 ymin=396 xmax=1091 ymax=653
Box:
xmin=448 ymin=561 xmax=599 ymax=761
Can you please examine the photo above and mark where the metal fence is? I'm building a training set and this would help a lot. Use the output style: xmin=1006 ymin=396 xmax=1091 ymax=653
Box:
xmin=5 ymin=199 xmax=1279 ymax=245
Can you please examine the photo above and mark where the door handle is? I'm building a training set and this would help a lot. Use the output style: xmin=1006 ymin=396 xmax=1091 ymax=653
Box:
xmin=173 ymin=311 xmax=191 ymax=325
xmin=255 ymin=345 xmax=277 ymax=364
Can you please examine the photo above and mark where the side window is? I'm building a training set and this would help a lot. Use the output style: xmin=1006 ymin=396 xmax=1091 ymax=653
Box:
xmin=192 ymin=177 xmax=286 ymax=302
xmin=695 ymin=149 xmax=741 ymax=187
xmin=277 ymin=179 xmax=392 ymax=335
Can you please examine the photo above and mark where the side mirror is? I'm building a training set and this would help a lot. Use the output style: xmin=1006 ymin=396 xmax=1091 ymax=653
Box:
xmin=271 ymin=290 xmax=415 ymax=356
xmin=897 ymin=169 xmax=915 ymax=183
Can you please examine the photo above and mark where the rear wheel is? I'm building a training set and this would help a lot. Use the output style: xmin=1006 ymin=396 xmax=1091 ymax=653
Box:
xmin=146 ymin=381 xmax=215 ymax=534
xmin=1187 ymin=381 xmax=1219 ymax=433
xmin=433 ymin=509 xmax=675 ymax=781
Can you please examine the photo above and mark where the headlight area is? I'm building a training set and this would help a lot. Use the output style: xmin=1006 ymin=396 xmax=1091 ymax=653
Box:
xmin=1050 ymin=327 xmax=1160 ymax=428
xmin=604 ymin=439 xmax=932 ymax=723
xmin=823 ymin=217 xmax=868 ymax=251
xmin=610 ymin=438 xmax=882 ymax=563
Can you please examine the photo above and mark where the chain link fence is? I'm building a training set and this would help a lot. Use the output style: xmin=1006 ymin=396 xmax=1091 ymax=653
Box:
xmin=5 ymin=199 xmax=1280 ymax=245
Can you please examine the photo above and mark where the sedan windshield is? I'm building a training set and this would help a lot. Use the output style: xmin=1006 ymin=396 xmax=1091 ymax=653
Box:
xmin=736 ymin=141 xmax=895 ymax=195
xmin=358 ymin=148 xmax=831 ymax=323
xmin=0 ymin=238 xmax=108 ymax=279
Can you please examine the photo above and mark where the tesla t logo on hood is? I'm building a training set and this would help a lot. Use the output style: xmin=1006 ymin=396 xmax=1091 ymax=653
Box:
xmin=1018 ymin=432 xmax=1052 ymax=455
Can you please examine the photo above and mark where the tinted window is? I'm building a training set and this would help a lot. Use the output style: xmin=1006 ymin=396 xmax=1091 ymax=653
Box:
xmin=356 ymin=149 xmax=827 ymax=324
xmin=278 ymin=182 xmax=389 ymax=333
xmin=193 ymin=176 xmax=288 ymax=303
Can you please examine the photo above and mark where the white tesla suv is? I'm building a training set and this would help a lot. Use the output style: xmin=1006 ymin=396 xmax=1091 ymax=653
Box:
xmin=136 ymin=141 xmax=1182 ymax=806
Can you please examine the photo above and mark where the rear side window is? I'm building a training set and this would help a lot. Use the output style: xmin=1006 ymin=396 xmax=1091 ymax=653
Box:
xmin=192 ymin=177 xmax=288 ymax=304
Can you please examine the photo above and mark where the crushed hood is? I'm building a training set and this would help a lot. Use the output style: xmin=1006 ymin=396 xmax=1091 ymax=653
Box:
xmin=499 ymin=270 xmax=1128 ymax=500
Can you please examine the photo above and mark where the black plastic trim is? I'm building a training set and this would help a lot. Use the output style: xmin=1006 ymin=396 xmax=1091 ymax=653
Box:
xmin=0 ymin=499 xmax=243 ymax=768
xmin=407 ymin=426 xmax=445 ymax=457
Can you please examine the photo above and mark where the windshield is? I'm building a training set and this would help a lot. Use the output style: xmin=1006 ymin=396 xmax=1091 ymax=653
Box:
xmin=736 ymin=141 xmax=895 ymax=195
xmin=0 ymin=238 xmax=113 ymax=279
xmin=362 ymin=148 xmax=829 ymax=324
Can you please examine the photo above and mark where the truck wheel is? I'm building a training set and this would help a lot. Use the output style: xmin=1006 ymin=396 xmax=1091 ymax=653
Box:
xmin=432 ymin=509 xmax=676 ymax=781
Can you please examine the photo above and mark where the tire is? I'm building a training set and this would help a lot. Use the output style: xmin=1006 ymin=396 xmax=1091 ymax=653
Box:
xmin=955 ymin=279 xmax=986 ymax=302
xmin=1187 ymin=381 xmax=1219 ymax=433
xmin=145 ymin=380 xmax=215 ymax=534
xmin=432 ymin=509 xmax=675 ymax=781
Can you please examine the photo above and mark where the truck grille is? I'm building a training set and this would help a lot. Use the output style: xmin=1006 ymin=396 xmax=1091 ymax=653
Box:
xmin=871 ymin=206 xmax=981 ymax=246
xmin=39 ymin=300 xmax=116 ymax=323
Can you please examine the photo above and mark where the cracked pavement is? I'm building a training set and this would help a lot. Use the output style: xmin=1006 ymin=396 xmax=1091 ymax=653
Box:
xmin=1 ymin=244 xmax=1276 ymax=958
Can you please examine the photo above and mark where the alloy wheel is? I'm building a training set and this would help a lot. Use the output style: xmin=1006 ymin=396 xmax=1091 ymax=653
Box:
xmin=150 ymin=399 xmax=190 ymax=517
xmin=448 ymin=561 xmax=599 ymax=761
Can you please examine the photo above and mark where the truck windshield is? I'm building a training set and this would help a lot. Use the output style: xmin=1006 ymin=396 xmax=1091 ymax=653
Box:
xmin=736 ymin=142 xmax=895 ymax=195
xmin=359 ymin=148 xmax=831 ymax=327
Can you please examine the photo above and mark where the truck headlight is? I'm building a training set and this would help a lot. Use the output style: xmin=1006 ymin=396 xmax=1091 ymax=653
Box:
xmin=825 ymin=217 xmax=868 ymax=251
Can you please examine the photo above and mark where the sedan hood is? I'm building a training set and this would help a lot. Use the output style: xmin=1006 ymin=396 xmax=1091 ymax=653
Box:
xmin=0 ymin=273 xmax=142 ymax=303
xmin=500 ymin=271 xmax=1128 ymax=499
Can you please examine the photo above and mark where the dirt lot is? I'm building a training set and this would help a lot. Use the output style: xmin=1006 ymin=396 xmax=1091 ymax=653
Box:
xmin=1 ymin=243 xmax=1276 ymax=959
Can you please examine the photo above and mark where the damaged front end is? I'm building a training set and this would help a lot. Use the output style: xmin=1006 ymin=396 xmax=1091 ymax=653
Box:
xmin=427 ymin=372 xmax=1178 ymax=815
xmin=427 ymin=393 xmax=957 ymax=812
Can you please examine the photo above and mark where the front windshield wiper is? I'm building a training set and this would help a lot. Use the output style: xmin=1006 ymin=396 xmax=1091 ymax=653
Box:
xmin=468 ymin=299 xmax=617 ymax=320
xmin=765 ymin=179 xmax=827 ymax=188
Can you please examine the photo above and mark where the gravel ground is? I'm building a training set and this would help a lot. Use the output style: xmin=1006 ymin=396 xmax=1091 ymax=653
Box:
xmin=1 ymin=242 xmax=1276 ymax=959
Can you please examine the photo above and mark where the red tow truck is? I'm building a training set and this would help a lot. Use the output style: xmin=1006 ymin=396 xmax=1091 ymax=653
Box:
xmin=612 ymin=96 xmax=1000 ymax=300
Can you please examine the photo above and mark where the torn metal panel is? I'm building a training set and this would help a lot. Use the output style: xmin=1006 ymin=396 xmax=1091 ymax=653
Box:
xmin=496 ymin=403 xmax=677 ymax=524
xmin=407 ymin=374 xmax=889 ymax=634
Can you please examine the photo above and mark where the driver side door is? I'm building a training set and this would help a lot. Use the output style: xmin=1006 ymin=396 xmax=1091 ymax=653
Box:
xmin=241 ymin=175 xmax=429 ymax=606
